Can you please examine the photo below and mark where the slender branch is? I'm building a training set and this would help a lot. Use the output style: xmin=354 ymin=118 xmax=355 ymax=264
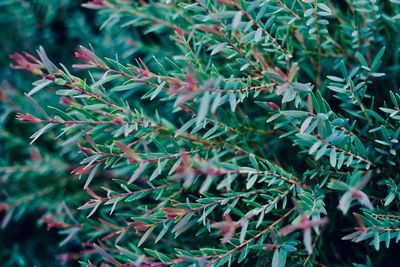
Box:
xmin=206 ymin=208 xmax=295 ymax=266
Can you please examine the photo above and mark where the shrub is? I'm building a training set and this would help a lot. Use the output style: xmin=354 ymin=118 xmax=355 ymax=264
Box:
xmin=6 ymin=0 xmax=400 ymax=266
xmin=0 ymin=0 xmax=134 ymax=265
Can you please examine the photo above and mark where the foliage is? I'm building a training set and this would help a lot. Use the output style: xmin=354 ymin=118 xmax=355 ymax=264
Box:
xmin=4 ymin=0 xmax=400 ymax=266
xmin=0 ymin=0 xmax=134 ymax=265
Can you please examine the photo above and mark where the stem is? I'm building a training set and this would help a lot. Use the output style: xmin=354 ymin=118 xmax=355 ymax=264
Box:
xmin=206 ymin=208 xmax=295 ymax=266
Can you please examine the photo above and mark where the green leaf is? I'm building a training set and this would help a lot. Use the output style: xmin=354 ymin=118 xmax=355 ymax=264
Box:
xmin=373 ymin=231 xmax=380 ymax=251
xmin=282 ymin=87 xmax=296 ymax=103
xmin=125 ymin=192 xmax=149 ymax=202
xmin=239 ymin=220 xmax=248 ymax=243
xmin=355 ymin=52 xmax=368 ymax=67
xmin=229 ymin=92 xmax=237 ymax=111
xmin=240 ymin=63 xmax=250 ymax=71
xmin=267 ymin=113 xmax=282 ymax=123
xmin=309 ymin=141 xmax=321 ymax=154
xmin=338 ymin=191 xmax=352 ymax=214
xmin=327 ymin=179 xmax=349 ymax=191
xmin=328 ymin=86 xmax=346 ymax=93
xmin=138 ymin=226 xmax=156 ymax=247
xmin=92 ymin=74 xmax=120 ymax=88
xmin=327 ymin=76 xmax=344 ymax=82
xmin=300 ymin=117 xmax=313 ymax=133
xmin=317 ymin=3 xmax=332 ymax=13
xmin=211 ymin=42 xmax=227 ymax=56
xmin=232 ymin=11 xmax=242 ymax=30
xmin=238 ymin=243 xmax=249 ymax=263
xmin=279 ymin=249 xmax=287 ymax=267
xmin=197 ymin=91 xmax=210 ymax=126
xmin=246 ymin=174 xmax=258 ymax=190
xmin=254 ymin=28 xmax=262 ymax=43
xmin=155 ymin=221 xmax=173 ymax=243
xmin=371 ymin=47 xmax=385 ymax=70
xmin=272 ymin=249 xmax=279 ymax=267
xmin=25 ymin=93 xmax=50 ymax=119
xmin=175 ymin=118 xmax=196 ymax=137
xmin=84 ymin=164 xmax=100 ymax=189
xmin=128 ymin=162 xmax=149 ymax=184
xmin=329 ymin=149 xmax=337 ymax=168
xmin=30 ymin=124 xmax=54 ymax=144
xmin=144 ymin=248 xmax=171 ymax=262
xmin=111 ymin=83 xmax=139 ymax=92
xmin=37 ymin=46 xmax=58 ymax=73
xmin=337 ymin=152 xmax=345 ymax=169
xmin=384 ymin=192 xmax=396 ymax=206
xmin=211 ymin=92 xmax=222 ymax=113
xmin=150 ymin=81 xmax=166 ymax=100
xmin=28 ymin=79 xmax=52 ymax=96
xmin=316 ymin=144 xmax=328 ymax=160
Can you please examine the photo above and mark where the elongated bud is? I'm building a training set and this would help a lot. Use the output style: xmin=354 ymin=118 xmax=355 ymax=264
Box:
xmin=265 ymin=102 xmax=280 ymax=110
xmin=173 ymin=25 xmax=184 ymax=38
xmin=10 ymin=53 xmax=43 ymax=75
xmin=16 ymin=113 xmax=41 ymax=122
xmin=79 ymin=146 xmax=95 ymax=155
xmin=60 ymin=97 xmax=73 ymax=106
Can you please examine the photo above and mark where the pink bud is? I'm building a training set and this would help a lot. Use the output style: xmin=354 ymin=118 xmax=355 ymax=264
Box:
xmin=57 ymin=253 xmax=74 ymax=263
xmin=16 ymin=113 xmax=41 ymax=122
xmin=275 ymin=68 xmax=288 ymax=81
xmin=30 ymin=150 xmax=41 ymax=161
xmin=83 ymin=0 xmax=106 ymax=9
xmin=41 ymin=216 xmax=68 ymax=230
xmin=60 ymin=97 xmax=73 ymax=106
xmin=43 ymin=74 xmax=56 ymax=81
xmin=10 ymin=53 xmax=43 ymax=75
xmin=101 ymin=232 xmax=119 ymax=241
xmin=265 ymin=102 xmax=280 ymax=110
xmin=0 ymin=204 xmax=9 ymax=211
xmin=129 ymin=221 xmax=150 ymax=232
xmin=173 ymin=25 xmax=184 ymax=38
xmin=185 ymin=74 xmax=197 ymax=92
xmin=74 ymin=51 xmax=92 ymax=63
xmin=112 ymin=118 xmax=124 ymax=125
xmin=79 ymin=146 xmax=95 ymax=154
xmin=264 ymin=245 xmax=278 ymax=250
xmin=22 ymin=51 xmax=42 ymax=65
xmin=71 ymin=165 xmax=94 ymax=175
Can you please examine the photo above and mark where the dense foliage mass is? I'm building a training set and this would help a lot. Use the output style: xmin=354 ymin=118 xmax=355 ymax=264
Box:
xmin=3 ymin=0 xmax=400 ymax=266
xmin=0 ymin=0 xmax=133 ymax=265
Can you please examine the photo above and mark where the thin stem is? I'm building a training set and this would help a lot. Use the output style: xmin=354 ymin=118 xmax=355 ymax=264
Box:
xmin=206 ymin=208 xmax=295 ymax=266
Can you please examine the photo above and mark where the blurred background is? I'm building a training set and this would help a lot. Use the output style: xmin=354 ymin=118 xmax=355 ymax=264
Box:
xmin=0 ymin=1 xmax=134 ymax=265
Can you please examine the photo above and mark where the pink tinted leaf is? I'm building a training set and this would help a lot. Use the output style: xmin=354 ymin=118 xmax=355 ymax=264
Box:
xmin=338 ymin=191 xmax=352 ymax=214
xmin=93 ymin=244 xmax=122 ymax=265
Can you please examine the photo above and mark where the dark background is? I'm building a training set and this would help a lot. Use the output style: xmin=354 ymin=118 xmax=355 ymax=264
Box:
xmin=0 ymin=1 xmax=120 ymax=265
